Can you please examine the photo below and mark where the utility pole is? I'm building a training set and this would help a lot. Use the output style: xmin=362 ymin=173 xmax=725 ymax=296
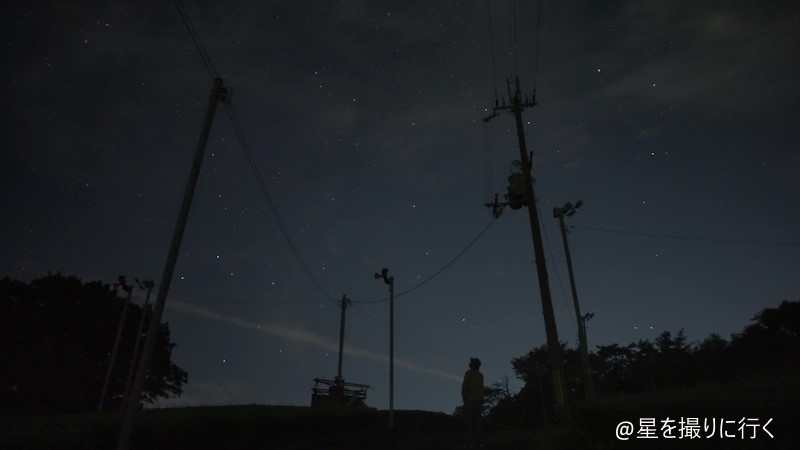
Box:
xmin=121 ymin=279 xmax=155 ymax=411
xmin=336 ymin=294 xmax=351 ymax=385
xmin=98 ymin=276 xmax=133 ymax=412
xmin=117 ymin=78 xmax=226 ymax=450
xmin=535 ymin=362 xmax=548 ymax=423
xmin=554 ymin=201 xmax=595 ymax=400
xmin=483 ymin=78 xmax=570 ymax=424
xmin=374 ymin=268 xmax=394 ymax=430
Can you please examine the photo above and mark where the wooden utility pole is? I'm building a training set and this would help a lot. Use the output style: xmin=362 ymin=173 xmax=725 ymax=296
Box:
xmin=117 ymin=78 xmax=226 ymax=450
xmin=483 ymin=78 xmax=570 ymax=424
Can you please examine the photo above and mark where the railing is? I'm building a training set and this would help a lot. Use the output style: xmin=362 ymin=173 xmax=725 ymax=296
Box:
xmin=311 ymin=377 xmax=370 ymax=406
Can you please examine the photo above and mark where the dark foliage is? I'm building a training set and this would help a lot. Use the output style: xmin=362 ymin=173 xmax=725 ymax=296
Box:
xmin=484 ymin=300 xmax=800 ymax=426
xmin=453 ymin=375 xmax=511 ymax=419
xmin=0 ymin=273 xmax=187 ymax=416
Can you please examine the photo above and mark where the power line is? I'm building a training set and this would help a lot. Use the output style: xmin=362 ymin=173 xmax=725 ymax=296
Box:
xmin=483 ymin=121 xmax=495 ymax=203
xmin=349 ymin=303 xmax=463 ymax=366
xmin=169 ymin=0 xmax=495 ymax=309
xmin=182 ymin=299 xmax=330 ymax=306
xmin=174 ymin=0 xmax=218 ymax=79
xmin=512 ymin=0 xmax=519 ymax=78
xmin=223 ymin=99 xmax=336 ymax=303
xmin=486 ymin=0 xmax=498 ymax=98
xmin=353 ymin=218 xmax=498 ymax=304
xmin=172 ymin=0 xmax=335 ymax=306
xmin=571 ymin=225 xmax=800 ymax=247
xmin=533 ymin=0 xmax=542 ymax=92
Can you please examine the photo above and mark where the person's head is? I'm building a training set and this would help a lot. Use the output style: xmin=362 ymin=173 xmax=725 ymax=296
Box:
xmin=469 ymin=357 xmax=481 ymax=370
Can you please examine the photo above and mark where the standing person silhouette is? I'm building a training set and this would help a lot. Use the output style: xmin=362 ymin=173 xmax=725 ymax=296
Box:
xmin=461 ymin=357 xmax=484 ymax=447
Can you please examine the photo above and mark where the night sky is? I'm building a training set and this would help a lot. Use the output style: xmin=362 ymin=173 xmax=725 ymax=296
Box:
xmin=2 ymin=1 xmax=799 ymax=414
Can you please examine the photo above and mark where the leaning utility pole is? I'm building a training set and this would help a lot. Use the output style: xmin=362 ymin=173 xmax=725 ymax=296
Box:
xmin=117 ymin=78 xmax=226 ymax=450
xmin=121 ymin=279 xmax=155 ymax=412
xmin=336 ymin=294 xmax=351 ymax=384
xmin=98 ymin=276 xmax=133 ymax=412
xmin=554 ymin=201 xmax=595 ymax=400
xmin=484 ymin=78 xmax=570 ymax=424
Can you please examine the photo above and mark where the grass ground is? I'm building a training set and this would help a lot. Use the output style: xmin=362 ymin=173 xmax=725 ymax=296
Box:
xmin=3 ymin=407 xmax=541 ymax=450
xmin=4 ymin=375 xmax=797 ymax=449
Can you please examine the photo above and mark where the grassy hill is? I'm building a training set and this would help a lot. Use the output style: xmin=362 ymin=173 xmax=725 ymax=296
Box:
xmin=4 ymin=406 xmax=541 ymax=450
xmin=4 ymin=375 xmax=797 ymax=449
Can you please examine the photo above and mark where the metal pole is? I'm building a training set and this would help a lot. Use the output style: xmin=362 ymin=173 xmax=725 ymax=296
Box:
xmin=389 ymin=280 xmax=394 ymax=430
xmin=98 ymin=278 xmax=133 ymax=411
xmin=374 ymin=268 xmax=394 ymax=429
xmin=556 ymin=211 xmax=595 ymax=400
xmin=117 ymin=78 xmax=225 ymax=450
xmin=336 ymin=295 xmax=349 ymax=381
xmin=121 ymin=280 xmax=154 ymax=411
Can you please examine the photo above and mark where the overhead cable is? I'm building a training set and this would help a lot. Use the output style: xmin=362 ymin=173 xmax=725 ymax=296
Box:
xmin=571 ymin=225 xmax=800 ymax=247
xmin=349 ymin=303 xmax=464 ymax=365
xmin=353 ymin=218 xmax=497 ymax=304
xmin=174 ymin=0 xmax=219 ymax=79
xmin=223 ymin=100 xmax=336 ymax=302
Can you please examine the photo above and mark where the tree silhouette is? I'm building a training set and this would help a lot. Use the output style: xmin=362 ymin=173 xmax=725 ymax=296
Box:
xmin=505 ymin=342 xmax=581 ymax=425
xmin=0 ymin=273 xmax=187 ymax=416
xmin=690 ymin=333 xmax=731 ymax=383
xmin=483 ymin=300 xmax=799 ymax=425
xmin=728 ymin=300 xmax=800 ymax=376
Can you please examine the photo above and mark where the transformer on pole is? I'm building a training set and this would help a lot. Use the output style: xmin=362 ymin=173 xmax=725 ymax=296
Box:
xmin=483 ymin=78 xmax=570 ymax=425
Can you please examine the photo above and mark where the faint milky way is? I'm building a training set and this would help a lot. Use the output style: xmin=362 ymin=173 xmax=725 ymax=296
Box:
xmin=168 ymin=300 xmax=462 ymax=383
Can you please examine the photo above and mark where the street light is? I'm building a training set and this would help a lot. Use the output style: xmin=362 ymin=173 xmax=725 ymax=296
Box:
xmin=374 ymin=268 xmax=394 ymax=429
xmin=553 ymin=200 xmax=595 ymax=400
